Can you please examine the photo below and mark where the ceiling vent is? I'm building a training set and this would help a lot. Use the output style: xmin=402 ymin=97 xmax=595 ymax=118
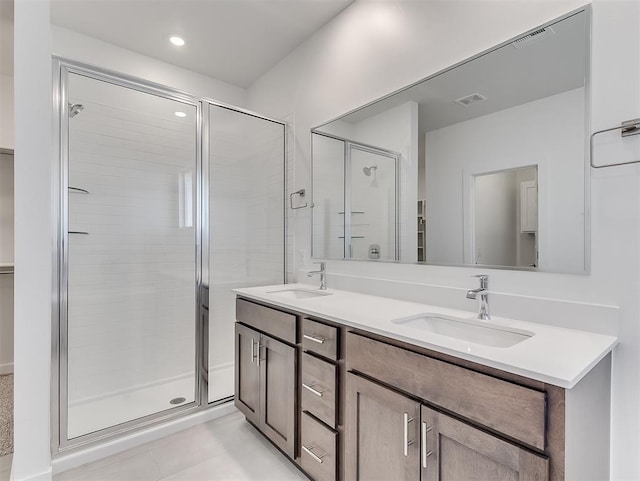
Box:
xmin=511 ymin=26 xmax=556 ymax=49
xmin=454 ymin=93 xmax=487 ymax=107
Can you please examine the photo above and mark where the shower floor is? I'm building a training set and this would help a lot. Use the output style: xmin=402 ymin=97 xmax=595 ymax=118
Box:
xmin=68 ymin=364 xmax=234 ymax=439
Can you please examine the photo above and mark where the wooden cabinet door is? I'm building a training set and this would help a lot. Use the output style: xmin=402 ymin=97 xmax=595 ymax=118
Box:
xmin=345 ymin=373 xmax=421 ymax=481
xmin=234 ymin=323 xmax=261 ymax=426
xmin=421 ymin=406 xmax=548 ymax=481
xmin=260 ymin=333 xmax=296 ymax=458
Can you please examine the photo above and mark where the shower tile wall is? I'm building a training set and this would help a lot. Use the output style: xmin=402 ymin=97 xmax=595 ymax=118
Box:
xmin=66 ymin=75 xmax=197 ymax=437
xmin=208 ymin=106 xmax=285 ymax=402
xmin=209 ymin=125 xmax=284 ymax=285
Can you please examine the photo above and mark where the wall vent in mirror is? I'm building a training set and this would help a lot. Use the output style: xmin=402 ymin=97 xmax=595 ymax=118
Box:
xmin=311 ymin=8 xmax=589 ymax=274
xmin=511 ymin=27 xmax=555 ymax=49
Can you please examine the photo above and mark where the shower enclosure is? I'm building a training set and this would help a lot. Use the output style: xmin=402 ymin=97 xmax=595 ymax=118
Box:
xmin=53 ymin=59 xmax=286 ymax=450
xmin=311 ymin=132 xmax=399 ymax=261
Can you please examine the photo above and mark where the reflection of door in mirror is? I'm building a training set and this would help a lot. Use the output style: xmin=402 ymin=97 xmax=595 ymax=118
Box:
xmin=473 ymin=166 xmax=538 ymax=268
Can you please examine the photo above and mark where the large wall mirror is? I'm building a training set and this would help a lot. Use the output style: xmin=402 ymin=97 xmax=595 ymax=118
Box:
xmin=311 ymin=8 xmax=589 ymax=273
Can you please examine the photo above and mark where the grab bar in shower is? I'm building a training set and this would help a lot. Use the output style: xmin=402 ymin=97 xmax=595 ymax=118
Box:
xmin=68 ymin=186 xmax=90 ymax=194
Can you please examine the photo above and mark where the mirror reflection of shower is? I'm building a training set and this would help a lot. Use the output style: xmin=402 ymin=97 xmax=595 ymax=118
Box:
xmin=68 ymin=103 xmax=84 ymax=118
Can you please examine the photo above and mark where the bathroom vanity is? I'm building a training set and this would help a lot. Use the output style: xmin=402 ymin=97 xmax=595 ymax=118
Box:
xmin=233 ymin=285 xmax=617 ymax=481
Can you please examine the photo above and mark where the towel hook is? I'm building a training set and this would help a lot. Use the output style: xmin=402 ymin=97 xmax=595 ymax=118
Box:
xmin=290 ymin=188 xmax=308 ymax=210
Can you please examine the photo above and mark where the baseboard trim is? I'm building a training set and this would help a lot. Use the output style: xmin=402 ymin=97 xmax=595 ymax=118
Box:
xmin=0 ymin=363 xmax=13 ymax=375
xmin=52 ymin=401 xmax=237 ymax=474
xmin=10 ymin=467 xmax=52 ymax=481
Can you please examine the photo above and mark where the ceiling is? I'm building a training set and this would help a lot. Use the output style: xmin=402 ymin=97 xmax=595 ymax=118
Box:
xmin=50 ymin=0 xmax=353 ymax=88
xmin=326 ymin=11 xmax=586 ymax=135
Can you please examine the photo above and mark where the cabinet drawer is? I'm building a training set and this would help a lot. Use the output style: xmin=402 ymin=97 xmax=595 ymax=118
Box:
xmin=301 ymin=412 xmax=337 ymax=481
xmin=302 ymin=318 xmax=338 ymax=360
xmin=301 ymin=353 xmax=337 ymax=428
xmin=236 ymin=298 xmax=296 ymax=344
xmin=346 ymin=332 xmax=547 ymax=451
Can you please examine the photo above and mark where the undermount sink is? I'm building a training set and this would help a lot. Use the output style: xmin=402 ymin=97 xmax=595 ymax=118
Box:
xmin=267 ymin=288 xmax=333 ymax=300
xmin=392 ymin=313 xmax=533 ymax=348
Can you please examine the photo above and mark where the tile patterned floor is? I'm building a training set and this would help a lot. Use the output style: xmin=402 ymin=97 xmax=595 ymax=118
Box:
xmin=54 ymin=412 xmax=309 ymax=481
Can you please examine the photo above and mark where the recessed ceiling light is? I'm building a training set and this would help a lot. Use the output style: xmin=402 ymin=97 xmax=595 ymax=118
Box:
xmin=454 ymin=93 xmax=487 ymax=107
xmin=170 ymin=36 xmax=185 ymax=47
xmin=174 ymin=111 xmax=187 ymax=118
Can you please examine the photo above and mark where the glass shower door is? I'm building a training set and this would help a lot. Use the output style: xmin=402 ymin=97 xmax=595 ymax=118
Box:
xmin=64 ymin=73 xmax=199 ymax=439
xmin=207 ymin=105 xmax=285 ymax=403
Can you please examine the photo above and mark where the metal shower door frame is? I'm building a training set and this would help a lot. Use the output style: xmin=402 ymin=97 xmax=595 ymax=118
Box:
xmin=51 ymin=57 xmax=288 ymax=455
xmin=345 ymin=142 xmax=401 ymax=261
xmin=309 ymin=131 xmax=400 ymax=261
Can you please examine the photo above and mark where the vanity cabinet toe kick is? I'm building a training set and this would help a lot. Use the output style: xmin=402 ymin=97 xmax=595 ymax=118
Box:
xmin=234 ymin=296 xmax=612 ymax=481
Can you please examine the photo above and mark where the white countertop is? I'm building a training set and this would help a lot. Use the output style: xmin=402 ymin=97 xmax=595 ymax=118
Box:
xmin=234 ymin=283 xmax=618 ymax=389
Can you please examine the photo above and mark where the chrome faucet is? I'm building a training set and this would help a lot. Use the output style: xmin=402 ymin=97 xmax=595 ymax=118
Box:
xmin=307 ymin=262 xmax=327 ymax=290
xmin=466 ymin=274 xmax=490 ymax=320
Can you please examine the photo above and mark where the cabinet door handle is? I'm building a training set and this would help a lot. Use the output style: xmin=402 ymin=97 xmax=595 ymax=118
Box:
xmin=421 ymin=421 xmax=433 ymax=468
xmin=256 ymin=339 xmax=261 ymax=367
xmin=302 ymin=445 xmax=326 ymax=464
xmin=250 ymin=338 xmax=256 ymax=364
xmin=403 ymin=413 xmax=414 ymax=457
xmin=302 ymin=382 xmax=324 ymax=397
xmin=303 ymin=334 xmax=326 ymax=344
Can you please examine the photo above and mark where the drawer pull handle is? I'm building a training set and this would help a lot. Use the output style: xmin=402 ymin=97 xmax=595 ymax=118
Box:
xmin=303 ymin=334 xmax=326 ymax=344
xmin=403 ymin=413 xmax=414 ymax=457
xmin=422 ymin=421 xmax=433 ymax=468
xmin=302 ymin=445 xmax=326 ymax=464
xmin=302 ymin=382 xmax=325 ymax=397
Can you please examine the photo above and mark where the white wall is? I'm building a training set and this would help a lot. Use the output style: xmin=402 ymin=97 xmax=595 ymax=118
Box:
xmin=13 ymin=0 xmax=53 ymax=479
xmin=0 ymin=74 xmax=13 ymax=150
xmin=247 ymin=1 xmax=640 ymax=479
xmin=425 ymin=88 xmax=585 ymax=272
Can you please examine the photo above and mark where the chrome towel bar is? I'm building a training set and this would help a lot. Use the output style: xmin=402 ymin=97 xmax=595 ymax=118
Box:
xmin=590 ymin=118 xmax=640 ymax=169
